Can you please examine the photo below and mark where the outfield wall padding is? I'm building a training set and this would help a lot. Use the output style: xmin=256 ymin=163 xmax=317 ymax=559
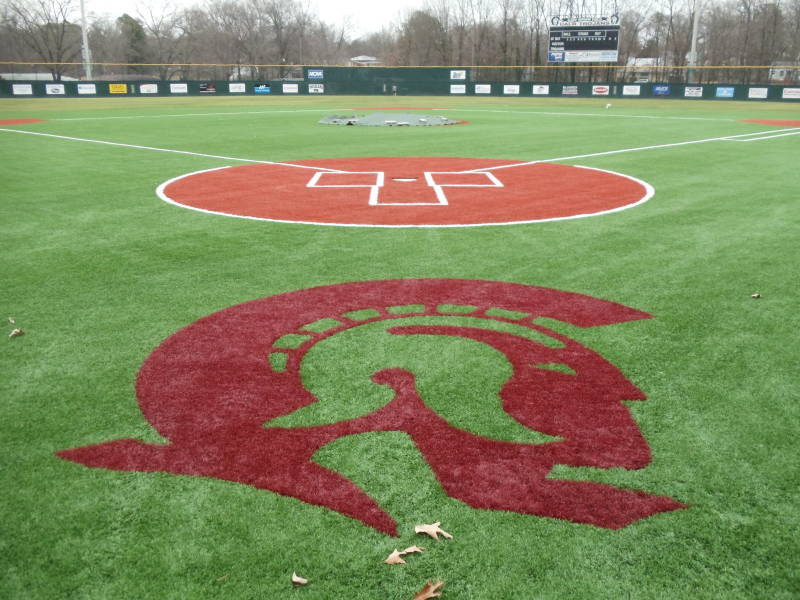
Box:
xmin=1 ymin=68 xmax=798 ymax=101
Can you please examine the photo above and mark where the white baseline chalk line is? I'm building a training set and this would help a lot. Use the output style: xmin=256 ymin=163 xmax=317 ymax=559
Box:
xmin=0 ymin=127 xmax=345 ymax=172
xmin=721 ymin=128 xmax=800 ymax=142
xmin=53 ymin=108 xmax=341 ymax=121
xmin=459 ymin=128 xmax=798 ymax=174
xmin=1 ymin=124 xmax=794 ymax=176
xmin=449 ymin=108 xmax=736 ymax=122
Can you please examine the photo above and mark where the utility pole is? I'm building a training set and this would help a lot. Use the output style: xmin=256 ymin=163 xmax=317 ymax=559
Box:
xmin=79 ymin=0 xmax=92 ymax=80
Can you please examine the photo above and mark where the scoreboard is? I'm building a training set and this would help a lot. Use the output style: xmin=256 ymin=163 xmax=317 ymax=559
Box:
xmin=548 ymin=19 xmax=620 ymax=63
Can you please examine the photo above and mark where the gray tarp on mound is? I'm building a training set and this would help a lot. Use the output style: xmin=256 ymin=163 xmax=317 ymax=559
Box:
xmin=319 ymin=113 xmax=459 ymax=126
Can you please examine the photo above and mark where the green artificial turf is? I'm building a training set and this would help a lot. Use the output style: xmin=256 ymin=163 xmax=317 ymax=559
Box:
xmin=1 ymin=95 xmax=798 ymax=599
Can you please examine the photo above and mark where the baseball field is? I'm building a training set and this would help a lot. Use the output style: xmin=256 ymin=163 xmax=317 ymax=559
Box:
xmin=1 ymin=94 xmax=797 ymax=598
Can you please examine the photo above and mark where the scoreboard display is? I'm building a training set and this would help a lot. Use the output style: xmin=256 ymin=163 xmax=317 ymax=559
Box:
xmin=548 ymin=18 xmax=620 ymax=63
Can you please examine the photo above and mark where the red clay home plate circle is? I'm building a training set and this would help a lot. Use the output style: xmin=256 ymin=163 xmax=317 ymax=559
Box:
xmin=157 ymin=157 xmax=654 ymax=227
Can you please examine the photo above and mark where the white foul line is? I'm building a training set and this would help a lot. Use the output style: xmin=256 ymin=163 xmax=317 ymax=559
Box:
xmin=721 ymin=128 xmax=800 ymax=142
xmin=459 ymin=128 xmax=798 ymax=173
xmin=0 ymin=127 xmax=345 ymax=173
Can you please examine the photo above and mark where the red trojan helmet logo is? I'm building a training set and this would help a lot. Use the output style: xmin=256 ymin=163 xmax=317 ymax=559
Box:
xmin=58 ymin=279 xmax=685 ymax=535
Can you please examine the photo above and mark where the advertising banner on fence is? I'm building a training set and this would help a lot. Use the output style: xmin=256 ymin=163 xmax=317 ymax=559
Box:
xmin=532 ymin=84 xmax=550 ymax=95
xmin=747 ymin=87 xmax=768 ymax=99
xmin=12 ymin=84 xmax=33 ymax=95
xmin=562 ymin=85 xmax=578 ymax=95
xmin=450 ymin=70 xmax=466 ymax=80
xmin=653 ymin=85 xmax=671 ymax=96
xmin=77 ymin=83 xmax=96 ymax=95
xmin=254 ymin=84 xmax=271 ymax=94
xmin=715 ymin=86 xmax=735 ymax=98
xmin=229 ymin=83 xmax=246 ymax=93
xmin=622 ymin=85 xmax=641 ymax=96
xmin=309 ymin=83 xmax=324 ymax=94
xmin=450 ymin=84 xmax=466 ymax=94
xmin=170 ymin=83 xmax=188 ymax=94
xmin=199 ymin=83 xmax=217 ymax=94
xmin=140 ymin=83 xmax=158 ymax=94
xmin=592 ymin=85 xmax=610 ymax=96
xmin=109 ymin=83 xmax=128 ymax=94
xmin=475 ymin=84 xmax=491 ymax=94
xmin=503 ymin=84 xmax=520 ymax=95
xmin=782 ymin=88 xmax=800 ymax=99
xmin=282 ymin=83 xmax=299 ymax=94
xmin=46 ymin=83 xmax=66 ymax=95
xmin=684 ymin=86 xmax=703 ymax=98
xmin=308 ymin=69 xmax=324 ymax=79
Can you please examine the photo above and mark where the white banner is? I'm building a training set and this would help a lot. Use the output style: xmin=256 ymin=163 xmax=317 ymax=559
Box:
xmin=450 ymin=70 xmax=466 ymax=80
xmin=592 ymin=85 xmax=610 ymax=96
xmin=503 ymin=85 xmax=520 ymax=95
xmin=45 ymin=83 xmax=66 ymax=95
xmin=140 ymin=83 xmax=159 ymax=94
xmin=532 ymin=84 xmax=550 ymax=95
xmin=170 ymin=83 xmax=188 ymax=94
xmin=77 ymin=83 xmax=97 ymax=95
xmin=282 ymin=83 xmax=299 ymax=94
xmin=684 ymin=86 xmax=703 ymax=98
xmin=12 ymin=84 xmax=33 ymax=95
xmin=622 ymin=85 xmax=641 ymax=96
xmin=747 ymin=87 xmax=768 ymax=99
xmin=229 ymin=83 xmax=246 ymax=93
xmin=474 ymin=84 xmax=491 ymax=94
xmin=450 ymin=84 xmax=466 ymax=94
xmin=782 ymin=87 xmax=800 ymax=99
xmin=309 ymin=83 xmax=324 ymax=94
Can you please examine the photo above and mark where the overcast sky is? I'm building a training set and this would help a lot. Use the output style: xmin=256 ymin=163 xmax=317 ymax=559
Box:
xmin=82 ymin=0 xmax=426 ymax=38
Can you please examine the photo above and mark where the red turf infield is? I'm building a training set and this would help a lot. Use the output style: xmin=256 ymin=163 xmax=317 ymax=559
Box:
xmin=0 ymin=118 xmax=45 ymax=125
xmin=741 ymin=119 xmax=800 ymax=126
xmin=159 ymin=157 xmax=652 ymax=227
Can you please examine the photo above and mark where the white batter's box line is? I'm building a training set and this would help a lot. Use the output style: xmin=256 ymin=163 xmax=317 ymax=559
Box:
xmin=307 ymin=170 xmax=385 ymax=205
xmin=423 ymin=171 xmax=504 ymax=206
xmin=305 ymin=170 xmax=504 ymax=206
xmin=720 ymin=128 xmax=800 ymax=142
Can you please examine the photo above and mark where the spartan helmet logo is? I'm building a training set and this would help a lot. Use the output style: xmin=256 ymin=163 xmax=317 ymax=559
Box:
xmin=58 ymin=280 xmax=685 ymax=535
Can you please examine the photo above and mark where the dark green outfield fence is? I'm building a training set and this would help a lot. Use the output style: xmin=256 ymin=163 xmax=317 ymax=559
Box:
xmin=2 ymin=66 xmax=798 ymax=101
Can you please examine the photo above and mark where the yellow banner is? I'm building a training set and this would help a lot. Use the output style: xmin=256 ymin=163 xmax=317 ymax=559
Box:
xmin=109 ymin=83 xmax=128 ymax=94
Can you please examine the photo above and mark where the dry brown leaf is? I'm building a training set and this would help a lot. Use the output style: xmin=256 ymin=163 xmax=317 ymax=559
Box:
xmin=414 ymin=522 xmax=452 ymax=541
xmin=385 ymin=549 xmax=407 ymax=565
xmin=8 ymin=328 xmax=24 ymax=338
xmin=291 ymin=572 xmax=308 ymax=585
xmin=386 ymin=545 xmax=426 ymax=565
xmin=413 ymin=580 xmax=444 ymax=599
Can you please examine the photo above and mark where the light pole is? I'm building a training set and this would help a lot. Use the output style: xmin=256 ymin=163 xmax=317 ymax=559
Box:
xmin=687 ymin=0 xmax=701 ymax=83
xmin=79 ymin=0 xmax=92 ymax=80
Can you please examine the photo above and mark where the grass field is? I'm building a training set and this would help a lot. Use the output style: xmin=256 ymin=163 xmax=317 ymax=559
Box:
xmin=1 ymin=94 xmax=798 ymax=599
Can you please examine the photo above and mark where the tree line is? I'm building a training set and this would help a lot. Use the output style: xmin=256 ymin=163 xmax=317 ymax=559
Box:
xmin=2 ymin=0 xmax=799 ymax=83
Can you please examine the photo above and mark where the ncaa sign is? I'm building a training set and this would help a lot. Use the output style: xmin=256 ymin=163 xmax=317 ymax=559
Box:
xmin=308 ymin=69 xmax=324 ymax=79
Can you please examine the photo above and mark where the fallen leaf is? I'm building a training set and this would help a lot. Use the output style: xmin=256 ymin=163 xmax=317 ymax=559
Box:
xmin=385 ymin=549 xmax=407 ymax=565
xmin=8 ymin=317 xmax=15 ymax=324
xmin=291 ymin=572 xmax=308 ymax=585
xmin=414 ymin=522 xmax=452 ymax=541
xmin=413 ymin=580 xmax=444 ymax=599
xmin=401 ymin=545 xmax=425 ymax=555
xmin=215 ymin=574 xmax=228 ymax=582
xmin=8 ymin=328 xmax=24 ymax=338
xmin=751 ymin=293 xmax=761 ymax=298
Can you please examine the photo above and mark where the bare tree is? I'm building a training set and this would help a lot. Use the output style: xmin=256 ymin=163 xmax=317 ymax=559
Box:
xmin=5 ymin=0 xmax=81 ymax=80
